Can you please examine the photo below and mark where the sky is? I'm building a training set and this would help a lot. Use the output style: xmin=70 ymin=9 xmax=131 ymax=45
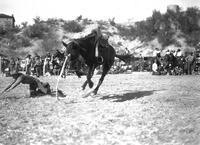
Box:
xmin=1 ymin=0 xmax=200 ymax=25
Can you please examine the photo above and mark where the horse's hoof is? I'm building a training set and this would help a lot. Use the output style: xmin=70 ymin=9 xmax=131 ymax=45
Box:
xmin=82 ymin=89 xmax=93 ymax=98
xmin=89 ymin=82 xmax=94 ymax=88
xmin=92 ymin=90 xmax=97 ymax=95
xmin=82 ymin=86 xmax=86 ymax=90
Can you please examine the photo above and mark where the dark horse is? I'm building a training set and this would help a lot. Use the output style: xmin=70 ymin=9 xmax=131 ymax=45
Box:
xmin=62 ymin=35 xmax=130 ymax=95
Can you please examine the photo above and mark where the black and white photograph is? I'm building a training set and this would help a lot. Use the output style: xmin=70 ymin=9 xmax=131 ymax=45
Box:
xmin=0 ymin=0 xmax=200 ymax=144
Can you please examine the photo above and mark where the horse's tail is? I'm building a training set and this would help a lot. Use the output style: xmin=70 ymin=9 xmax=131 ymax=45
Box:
xmin=115 ymin=54 xmax=132 ymax=63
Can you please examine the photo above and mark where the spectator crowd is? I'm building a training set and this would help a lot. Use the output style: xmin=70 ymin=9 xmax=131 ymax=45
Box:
xmin=1 ymin=48 xmax=200 ymax=77
xmin=151 ymin=48 xmax=199 ymax=75
xmin=1 ymin=52 xmax=64 ymax=77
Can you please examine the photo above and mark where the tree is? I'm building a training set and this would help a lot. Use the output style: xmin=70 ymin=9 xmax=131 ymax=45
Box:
xmin=21 ymin=22 xmax=28 ymax=29
xmin=76 ymin=15 xmax=82 ymax=21
xmin=33 ymin=16 xmax=41 ymax=24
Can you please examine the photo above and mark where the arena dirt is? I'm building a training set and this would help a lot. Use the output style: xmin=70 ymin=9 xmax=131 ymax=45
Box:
xmin=0 ymin=72 xmax=200 ymax=145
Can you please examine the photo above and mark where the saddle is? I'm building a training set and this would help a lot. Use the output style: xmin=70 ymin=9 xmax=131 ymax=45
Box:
xmin=84 ymin=32 xmax=109 ymax=48
xmin=79 ymin=32 xmax=110 ymax=64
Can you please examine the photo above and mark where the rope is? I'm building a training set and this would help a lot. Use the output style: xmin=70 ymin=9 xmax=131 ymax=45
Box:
xmin=56 ymin=55 xmax=69 ymax=100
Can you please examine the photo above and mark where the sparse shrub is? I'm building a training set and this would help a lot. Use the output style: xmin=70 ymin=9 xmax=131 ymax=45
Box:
xmin=108 ymin=17 xmax=116 ymax=26
xmin=62 ymin=20 xmax=84 ymax=33
xmin=20 ymin=36 xmax=31 ymax=47
xmin=23 ymin=22 xmax=50 ymax=39
xmin=41 ymin=37 xmax=61 ymax=53
xmin=76 ymin=15 xmax=82 ymax=21
xmin=186 ymin=30 xmax=200 ymax=46
xmin=133 ymin=6 xmax=200 ymax=47
xmin=116 ymin=24 xmax=136 ymax=40
xmin=97 ymin=20 xmax=108 ymax=28
xmin=9 ymin=35 xmax=31 ymax=50
xmin=21 ymin=22 xmax=28 ymax=29
xmin=117 ymin=42 xmax=122 ymax=46
xmin=82 ymin=18 xmax=92 ymax=25
xmin=62 ymin=35 xmax=68 ymax=40
xmin=46 ymin=18 xmax=60 ymax=26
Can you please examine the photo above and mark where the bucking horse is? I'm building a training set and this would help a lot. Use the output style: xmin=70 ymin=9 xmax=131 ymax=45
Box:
xmin=61 ymin=34 xmax=131 ymax=97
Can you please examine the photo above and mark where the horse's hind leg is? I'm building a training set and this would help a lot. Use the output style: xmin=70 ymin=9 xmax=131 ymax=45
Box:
xmin=82 ymin=80 xmax=88 ymax=90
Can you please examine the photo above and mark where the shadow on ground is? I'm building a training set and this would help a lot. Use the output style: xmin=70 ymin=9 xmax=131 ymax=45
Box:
xmin=100 ymin=90 xmax=156 ymax=102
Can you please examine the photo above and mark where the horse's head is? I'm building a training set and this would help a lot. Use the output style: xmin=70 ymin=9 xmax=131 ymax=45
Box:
xmin=62 ymin=40 xmax=86 ymax=71
xmin=62 ymin=41 xmax=81 ymax=60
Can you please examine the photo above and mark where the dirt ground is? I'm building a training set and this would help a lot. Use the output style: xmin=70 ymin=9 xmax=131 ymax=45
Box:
xmin=0 ymin=72 xmax=200 ymax=145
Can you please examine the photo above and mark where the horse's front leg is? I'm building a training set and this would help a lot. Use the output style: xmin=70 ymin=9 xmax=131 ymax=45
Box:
xmin=82 ymin=66 xmax=95 ymax=90
xmin=93 ymin=65 xmax=110 ymax=95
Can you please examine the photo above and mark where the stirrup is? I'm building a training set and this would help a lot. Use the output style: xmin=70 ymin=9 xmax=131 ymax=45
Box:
xmin=97 ymin=56 xmax=104 ymax=63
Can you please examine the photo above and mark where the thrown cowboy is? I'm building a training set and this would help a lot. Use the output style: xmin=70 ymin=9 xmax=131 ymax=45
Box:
xmin=0 ymin=72 xmax=51 ymax=97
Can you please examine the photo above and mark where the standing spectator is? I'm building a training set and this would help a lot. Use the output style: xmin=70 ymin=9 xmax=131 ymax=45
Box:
xmin=46 ymin=52 xmax=51 ymax=60
xmin=152 ymin=59 xmax=160 ymax=75
xmin=9 ymin=57 xmax=15 ymax=75
xmin=125 ymin=47 xmax=130 ymax=54
xmin=49 ymin=54 xmax=54 ymax=74
xmin=2 ymin=59 xmax=9 ymax=76
xmin=185 ymin=52 xmax=194 ymax=75
xmin=43 ymin=53 xmax=51 ymax=76
xmin=153 ymin=48 xmax=160 ymax=58
xmin=53 ymin=57 xmax=61 ymax=75
xmin=175 ymin=49 xmax=182 ymax=57
xmin=172 ymin=50 xmax=176 ymax=57
xmin=153 ymin=48 xmax=161 ymax=67
xmin=15 ymin=57 xmax=20 ymax=73
xmin=1 ymin=59 xmax=6 ymax=75
xmin=30 ymin=57 xmax=36 ymax=76
xmin=25 ymin=54 xmax=32 ymax=75
xmin=34 ymin=55 xmax=42 ymax=77
xmin=138 ymin=54 xmax=144 ymax=71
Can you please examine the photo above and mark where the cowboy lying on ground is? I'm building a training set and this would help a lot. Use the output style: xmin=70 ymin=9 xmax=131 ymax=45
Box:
xmin=0 ymin=72 xmax=51 ymax=97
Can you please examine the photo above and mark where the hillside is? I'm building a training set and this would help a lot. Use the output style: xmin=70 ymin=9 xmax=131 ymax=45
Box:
xmin=0 ymin=18 xmax=144 ymax=58
xmin=0 ymin=5 xmax=200 ymax=58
